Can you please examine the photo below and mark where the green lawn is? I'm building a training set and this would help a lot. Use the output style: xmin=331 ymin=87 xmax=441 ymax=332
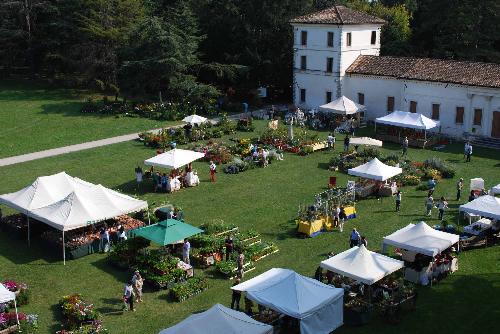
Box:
xmin=0 ymin=80 xmax=172 ymax=158
xmin=0 ymin=121 xmax=499 ymax=334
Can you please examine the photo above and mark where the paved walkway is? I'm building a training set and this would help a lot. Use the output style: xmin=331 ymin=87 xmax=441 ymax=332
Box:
xmin=0 ymin=110 xmax=268 ymax=167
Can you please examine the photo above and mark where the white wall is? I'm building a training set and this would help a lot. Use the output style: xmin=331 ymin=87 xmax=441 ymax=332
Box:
xmin=292 ymin=23 xmax=382 ymax=107
xmin=345 ymin=74 xmax=500 ymax=138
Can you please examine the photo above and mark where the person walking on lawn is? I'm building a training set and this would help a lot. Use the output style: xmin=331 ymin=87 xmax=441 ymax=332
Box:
xmin=132 ymin=271 xmax=144 ymax=303
xmin=327 ymin=133 xmax=335 ymax=150
xmin=437 ymin=197 xmax=448 ymax=221
xmin=209 ymin=161 xmax=217 ymax=182
xmin=344 ymin=135 xmax=350 ymax=152
xmin=395 ymin=190 xmax=402 ymax=212
xmin=425 ymin=195 xmax=434 ymax=216
xmin=402 ymin=137 xmax=409 ymax=156
xmin=123 ymin=281 xmax=135 ymax=312
xmin=456 ymin=178 xmax=464 ymax=201
xmin=349 ymin=228 xmax=360 ymax=248
xmin=231 ymin=278 xmax=242 ymax=311
xmin=465 ymin=142 xmax=472 ymax=162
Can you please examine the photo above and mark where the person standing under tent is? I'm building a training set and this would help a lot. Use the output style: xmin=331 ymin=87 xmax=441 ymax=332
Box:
xmin=466 ymin=143 xmax=472 ymax=162
xmin=344 ymin=135 xmax=350 ymax=152
xmin=123 ymin=281 xmax=135 ymax=312
xmin=349 ymin=228 xmax=360 ymax=248
xmin=99 ymin=226 xmax=110 ymax=253
xmin=425 ymin=194 xmax=434 ymax=216
xmin=118 ymin=226 xmax=127 ymax=242
xmin=231 ymin=278 xmax=242 ymax=311
xmin=437 ymin=197 xmax=448 ymax=221
xmin=402 ymin=137 xmax=409 ymax=156
xmin=456 ymin=178 xmax=464 ymax=201
xmin=182 ymin=239 xmax=191 ymax=265
xmin=395 ymin=190 xmax=402 ymax=212
xmin=209 ymin=161 xmax=217 ymax=182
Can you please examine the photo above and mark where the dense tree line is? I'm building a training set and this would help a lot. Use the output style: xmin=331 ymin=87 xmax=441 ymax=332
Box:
xmin=0 ymin=0 xmax=498 ymax=102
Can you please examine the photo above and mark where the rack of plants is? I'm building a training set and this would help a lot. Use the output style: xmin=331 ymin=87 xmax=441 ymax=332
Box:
xmin=214 ymin=227 xmax=239 ymax=237
xmin=252 ymin=248 xmax=279 ymax=262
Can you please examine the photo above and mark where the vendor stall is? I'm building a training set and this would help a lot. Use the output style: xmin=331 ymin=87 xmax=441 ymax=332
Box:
xmin=317 ymin=96 xmax=365 ymax=131
xmin=0 ymin=283 xmax=19 ymax=329
xmin=232 ymin=268 xmax=344 ymax=334
xmin=158 ymin=303 xmax=273 ymax=334
xmin=382 ymin=222 xmax=459 ymax=285
xmin=320 ymin=246 xmax=406 ymax=325
xmin=0 ymin=172 xmax=148 ymax=264
xmin=349 ymin=137 xmax=382 ymax=147
xmin=296 ymin=187 xmax=356 ymax=237
xmin=459 ymin=195 xmax=500 ymax=221
xmin=374 ymin=111 xmax=440 ymax=148
xmin=347 ymin=158 xmax=402 ymax=198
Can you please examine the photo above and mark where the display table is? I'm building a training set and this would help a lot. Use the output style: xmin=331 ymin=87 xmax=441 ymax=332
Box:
xmin=297 ymin=206 xmax=357 ymax=237
xmin=378 ymin=184 xmax=397 ymax=197
xmin=463 ymin=218 xmax=492 ymax=236
xmin=355 ymin=184 xmax=376 ymax=198
xmin=177 ymin=261 xmax=194 ymax=277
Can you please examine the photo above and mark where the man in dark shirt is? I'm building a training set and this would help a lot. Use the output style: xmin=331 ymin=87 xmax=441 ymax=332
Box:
xmin=231 ymin=278 xmax=241 ymax=311
xmin=225 ymin=235 xmax=234 ymax=261
xmin=344 ymin=135 xmax=350 ymax=151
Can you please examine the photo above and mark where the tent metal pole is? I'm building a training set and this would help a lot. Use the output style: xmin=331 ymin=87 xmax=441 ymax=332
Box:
xmin=63 ymin=230 xmax=66 ymax=266
xmin=147 ymin=209 xmax=151 ymax=225
xmin=27 ymin=215 xmax=30 ymax=247
xmin=14 ymin=299 xmax=19 ymax=327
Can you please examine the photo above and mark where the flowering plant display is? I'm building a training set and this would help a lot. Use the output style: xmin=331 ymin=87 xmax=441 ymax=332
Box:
xmin=0 ymin=311 xmax=38 ymax=333
xmin=59 ymin=294 xmax=100 ymax=329
xmin=2 ymin=280 xmax=30 ymax=306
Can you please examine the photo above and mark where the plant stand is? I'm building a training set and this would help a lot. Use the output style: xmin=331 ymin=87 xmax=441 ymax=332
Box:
xmin=0 ymin=325 xmax=19 ymax=334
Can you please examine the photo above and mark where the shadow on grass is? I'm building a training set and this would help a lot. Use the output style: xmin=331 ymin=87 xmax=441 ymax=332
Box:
xmin=0 ymin=232 xmax=60 ymax=264
xmin=49 ymin=302 xmax=65 ymax=333
xmin=97 ymin=297 xmax=125 ymax=316
xmin=317 ymin=162 xmax=330 ymax=170
xmin=91 ymin=257 xmax=131 ymax=283
xmin=261 ymin=219 xmax=298 ymax=241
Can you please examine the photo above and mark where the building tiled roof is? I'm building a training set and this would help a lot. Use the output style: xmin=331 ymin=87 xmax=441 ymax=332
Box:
xmin=290 ymin=5 xmax=386 ymax=25
xmin=346 ymin=55 xmax=500 ymax=89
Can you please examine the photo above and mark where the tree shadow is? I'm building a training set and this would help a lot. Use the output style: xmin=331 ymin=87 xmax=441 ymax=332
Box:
xmin=317 ymin=162 xmax=331 ymax=170
xmin=97 ymin=297 xmax=125 ymax=316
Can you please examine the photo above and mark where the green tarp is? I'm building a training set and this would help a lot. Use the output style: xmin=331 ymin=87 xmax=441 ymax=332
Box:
xmin=132 ymin=219 xmax=203 ymax=246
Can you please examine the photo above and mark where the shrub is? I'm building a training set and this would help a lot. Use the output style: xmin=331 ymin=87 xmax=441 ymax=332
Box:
xmin=357 ymin=146 xmax=380 ymax=158
xmin=424 ymin=157 xmax=456 ymax=178
xmin=170 ymin=277 xmax=209 ymax=302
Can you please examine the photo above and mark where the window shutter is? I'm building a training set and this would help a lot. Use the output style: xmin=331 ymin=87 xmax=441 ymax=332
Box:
xmin=455 ymin=107 xmax=464 ymax=124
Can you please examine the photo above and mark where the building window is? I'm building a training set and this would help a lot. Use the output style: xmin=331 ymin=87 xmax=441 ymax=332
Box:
xmin=346 ymin=32 xmax=352 ymax=46
xmin=474 ymin=108 xmax=482 ymax=126
xmin=300 ymin=89 xmax=306 ymax=103
xmin=301 ymin=31 xmax=307 ymax=45
xmin=326 ymin=57 xmax=333 ymax=73
xmin=300 ymin=55 xmax=307 ymax=70
xmin=357 ymin=93 xmax=365 ymax=105
xmin=327 ymin=32 xmax=334 ymax=47
xmin=455 ymin=107 xmax=464 ymax=124
xmin=326 ymin=91 xmax=332 ymax=103
xmin=371 ymin=31 xmax=377 ymax=45
xmin=409 ymin=101 xmax=417 ymax=113
xmin=431 ymin=104 xmax=440 ymax=120
xmin=387 ymin=96 xmax=395 ymax=113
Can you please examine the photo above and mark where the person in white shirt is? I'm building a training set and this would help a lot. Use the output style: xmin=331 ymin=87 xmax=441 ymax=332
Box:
xmin=349 ymin=228 xmax=360 ymax=248
xmin=395 ymin=190 xmax=402 ymax=212
xmin=183 ymin=239 xmax=191 ymax=264
xmin=123 ymin=281 xmax=135 ymax=311
xmin=327 ymin=133 xmax=334 ymax=150
xmin=209 ymin=161 xmax=216 ymax=182
xmin=437 ymin=197 xmax=448 ymax=220
xmin=425 ymin=195 xmax=434 ymax=216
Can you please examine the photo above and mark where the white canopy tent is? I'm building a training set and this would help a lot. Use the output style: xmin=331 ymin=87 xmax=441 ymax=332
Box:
xmin=318 ymin=96 xmax=366 ymax=115
xmin=348 ymin=158 xmax=402 ymax=181
xmin=375 ymin=110 xmax=440 ymax=130
xmin=232 ymin=268 xmax=344 ymax=334
xmin=320 ymin=245 xmax=404 ymax=285
xmin=144 ymin=149 xmax=205 ymax=170
xmin=382 ymin=222 xmax=459 ymax=257
xmin=182 ymin=114 xmax=208 ymax=125
xmin=459 ymin=195 xmax=500 ymax=220
xmin=349 ymin=137 xmax=383 ymax=147
xmin=0 ymin=172 xmax=148 ymax=264
xmin=158 ymin=303 xmax=273 ymax=334
xmin=0 ymin=283 xmax=19 ymax=326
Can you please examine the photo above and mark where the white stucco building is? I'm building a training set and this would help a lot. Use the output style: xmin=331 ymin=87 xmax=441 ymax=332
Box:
xmin=290 ymin=5 xmax=500 ymax=140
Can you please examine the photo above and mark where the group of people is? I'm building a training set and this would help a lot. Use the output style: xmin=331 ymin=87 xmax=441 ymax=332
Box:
xmin=99 ymin=224 xmax=128 ymax=253
xmin=123 ymin=270 xmax=144 ymax=312
xmin=331 ymin=205 xmax=348 ymax=232
xmin=349 ymin=228 xmax=367 ymax=248
xmin=150 ymin=164 xmax=200 ymax=193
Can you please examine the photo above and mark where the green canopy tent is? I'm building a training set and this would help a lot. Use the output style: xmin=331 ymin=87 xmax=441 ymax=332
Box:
xmin=132 ymin=219 xmax=203 ymax=246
